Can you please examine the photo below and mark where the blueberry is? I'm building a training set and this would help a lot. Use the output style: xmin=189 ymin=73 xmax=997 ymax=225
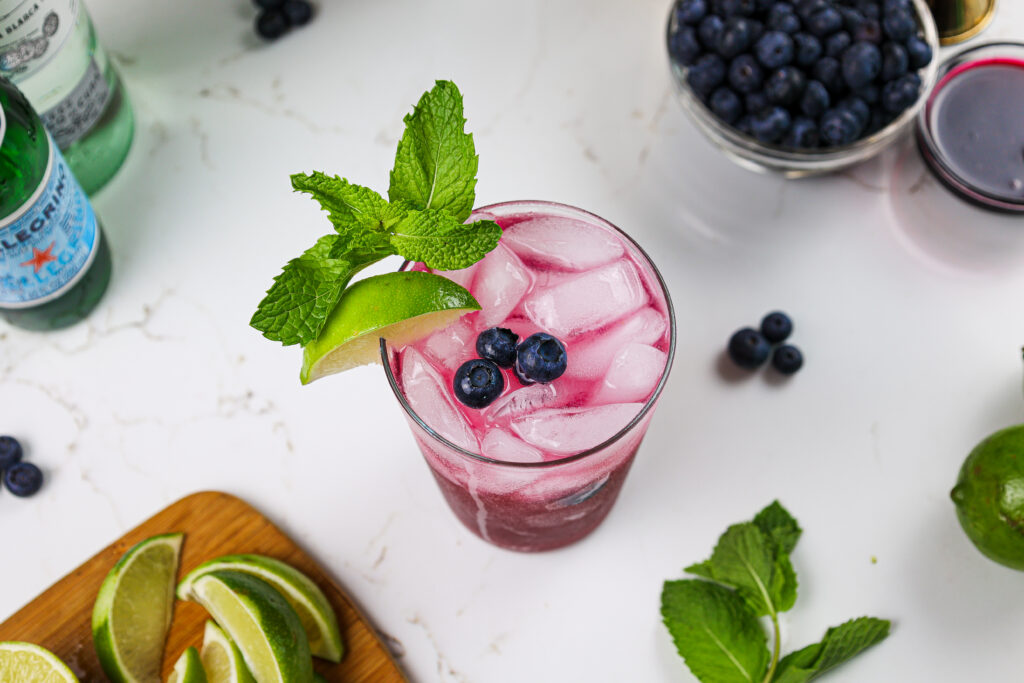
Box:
xmin=852 ymin=17 xmax=883 ymax=42
xmin=735 ymin=114 xmax=756 ymax=135
xmin=4 ymin=462 xmax=43 ymax=497
xmin=799 ymin=79 xmax=830 ymax=117
xmin=880 ymin=72 xmax=921 ymax=113
xmin=476 ymin=327 xmax=520 ymax=368
xmin=883 ymin=0 xmax=911 ymax=12
xmin=687 ymin=54 xmax=728 ymax=96
xmin=750 ymin=105 xmax=792 ymax=142
xmin=767 ymin=4 xmax=802 ymax=33
xmin=0 ymin=436 xmax=22 ymax=470
xmin=254 ymin=0 xmax=285 ymax=8
xmin=880 ymin=41 xmax=909 ymax=80
xmin=765 ymin=66 xmax=806 ymax=106
xmin=825 ymin=31 xmax=852 ymax=58
xmin=812 ymin=56 xmax=844 ymax=93
xmin=670 ymin=26 xmax=703 ymax=65
xmin=698 ymin=15 xmax=726 ymax=50
xmin=856 ymin=0 xmax=881 ymax=18
xmin=840 ymin=95 xmax=870 ymax=127
xmin=453 ymin=359 xmax=505 ymax=408
xmin=760 ymin=311 xmax=794 ymax=342
xmin=854 ymin=84 xmax=879 ymax=103
xmin=710 ymin=86 xmax=744 ymax=123
xmin=841 ymin=41 xmax=881 ymax=89
xmin=796 ymin=0 xmax=829 ymax=20
xmin=771 ymin=344 xmax=804 ymax=374
xmin=676 ymin=0 xmax=708 ymax=25
xmin=807 ymin=7 xmax=844 ymax=36
xmin=282 ymin=0 xmax=313 ymax=26
xmin=793 ymin=33 xmax=823 ymax=66
xmin=882 ymin=9 xmax=916 ymax=41
xmin=783 ymin=117 xmax=820 ymax=147
xmin=729 ymin=54 xmax=764 ymax=93
xmin=839 ymin=6 xmax=866 ymax=31
xmin=754 ymin=31 xmax=795 ymax=68
xmin=745 ymin=90 xmax=770 ymax=114
xmin=515 ymin=333 xmax=568 ymax=384
xmin=717 ymin=17 xmax=757 ymax=59
xmin=820 ymin=106 xmax=863 ymax=144
xmin=727 ymin=327 xmax=771 ymax=369
xmin=256 ymin=9 xmax=289 ymax=39
xmin=715 ymin=0 xmax=757 ymax=16
xmin=905 ymin=35 xmax=932 ymax=69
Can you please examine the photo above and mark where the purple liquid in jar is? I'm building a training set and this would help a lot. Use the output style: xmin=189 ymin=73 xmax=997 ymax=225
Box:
xmin=929 ymin=58 xmax=1024 ymax=202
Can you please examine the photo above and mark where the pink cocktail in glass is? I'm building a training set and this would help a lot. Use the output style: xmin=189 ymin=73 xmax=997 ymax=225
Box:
xmin=382 ymin=201 xmax=675 ymax=552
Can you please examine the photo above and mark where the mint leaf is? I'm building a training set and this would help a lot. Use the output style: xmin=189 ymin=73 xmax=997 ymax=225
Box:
xmin=705 ymin=523 xmax=783 ymax=618
xmin=388 ymin=80 xmax=479 ymax=221
xmin=292 ymin=172 xmax=390 ymax=231
xmin=327 ymin=228 xmax=396 ymax=262
xmin=389 ymin=209 xmax=500 ymax=269
xmin=772 ymin=617 xmax=891 ymax=683
xmin=754 ymin=501 xmax=802 ymax=556
xmin=685 ymin=560 xmax=715 ymax=579
xmin=250 ymin=236 xmax=359 ymax=346
xmin=662 ymin=580 xmax=770 ymax=683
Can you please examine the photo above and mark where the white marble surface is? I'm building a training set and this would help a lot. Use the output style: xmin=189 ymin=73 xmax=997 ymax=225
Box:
xmin=4 ymin=0 xmax=1024 ymax=681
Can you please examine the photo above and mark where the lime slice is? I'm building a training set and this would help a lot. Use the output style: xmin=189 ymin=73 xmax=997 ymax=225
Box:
xmin=0 ymin=642 xmax=79 ymax=682
xmin=200 ymin=621 xmax=254 ymax=683
xmin=178 ymin=555 xmax=343 ymax=663
xmin=168 ymin=647 xmax=207 ymax=683
xmin=300 ymin=270 xmax=480 ymax=384
xmin=189 ymin=571 xmax=312 ymax=683
xmin=92 ymin=532 xmax=184 ymax=683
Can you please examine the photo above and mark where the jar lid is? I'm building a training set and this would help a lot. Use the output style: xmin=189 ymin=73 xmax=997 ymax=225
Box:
xmin=916 ymin=41 xmax=1024 ymax=213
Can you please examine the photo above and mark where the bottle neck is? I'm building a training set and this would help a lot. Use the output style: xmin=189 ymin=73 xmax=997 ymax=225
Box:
xmin=0 ymin=77 xmax=50 ymax=218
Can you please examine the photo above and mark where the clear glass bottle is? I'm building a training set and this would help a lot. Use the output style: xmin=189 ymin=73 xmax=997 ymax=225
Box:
xmin=0 ymin=75 xmax=110 ymax=330
xmin=0 ymin=0 xmax=133 ymax=194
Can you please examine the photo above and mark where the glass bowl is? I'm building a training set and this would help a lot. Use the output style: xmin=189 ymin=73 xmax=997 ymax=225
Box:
xmin=666 ymin=0 xmax=940 ymax=178
xmin=916 ymin=41 xmax=1024 ymax=213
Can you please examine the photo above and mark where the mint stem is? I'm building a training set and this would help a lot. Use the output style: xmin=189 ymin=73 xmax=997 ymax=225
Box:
xmin=762 ymin=613 xmax=780 ymax=683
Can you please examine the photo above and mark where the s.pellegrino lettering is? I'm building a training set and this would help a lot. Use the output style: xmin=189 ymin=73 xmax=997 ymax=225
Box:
xmin=0 ymin=75 xmax=110 ymax=330
xmin=0 ymin=0 xmax=133 ymax=194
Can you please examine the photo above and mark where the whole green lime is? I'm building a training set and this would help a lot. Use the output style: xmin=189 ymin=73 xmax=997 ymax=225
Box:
xmin=952 ymin=424 xmax=1024 ymax=570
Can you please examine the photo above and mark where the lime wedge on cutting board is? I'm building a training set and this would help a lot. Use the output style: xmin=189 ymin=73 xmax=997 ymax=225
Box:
xmin=92 ymin=532 xmax=184 ymax=683
xmin=0 ymin=642 xmax=79 ymax=682
xmin=200 ymin=621 xmax=255 ymax=683
xmin=168 ymin=647 xmax=207 ymax=683
xmin=299 ymin=270 xmax=480 ymax=384
xmin=179 ymin=555 xmax=342 ymax=662
xmin=188 ymin=571 xmax=313 ymax=683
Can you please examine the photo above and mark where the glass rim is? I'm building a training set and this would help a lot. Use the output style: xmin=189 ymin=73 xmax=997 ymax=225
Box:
xmin=915 ymin=40 xmax=1024 ymax=212
xmin=379 ymin=199 xmax=677 ymax=469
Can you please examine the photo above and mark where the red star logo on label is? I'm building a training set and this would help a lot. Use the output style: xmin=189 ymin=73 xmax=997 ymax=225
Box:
xmin=20 ymin=241 xmax=58 ymax=273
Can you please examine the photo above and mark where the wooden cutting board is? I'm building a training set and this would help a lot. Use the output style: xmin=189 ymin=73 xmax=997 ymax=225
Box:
xmin=0 ymin=491 xmax=407 ymax=683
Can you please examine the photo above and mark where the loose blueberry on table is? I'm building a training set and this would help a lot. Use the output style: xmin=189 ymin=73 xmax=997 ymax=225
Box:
xmin=253 ymin=0 xmax=314 ymax=40
xmin=772 ymin=344 xmax=804 ymax=374
xmin=760 ymin=310 xmax=793 ymax=342
xmin=668 ymin=0 xmax=932 ymax=150
xmin=4 ymin=461 xmax=43 ymax=497
xmin=727 ymin=328 xmax=772 ymax=369
xmin=0 ymin=435 xmax=22 ymax=470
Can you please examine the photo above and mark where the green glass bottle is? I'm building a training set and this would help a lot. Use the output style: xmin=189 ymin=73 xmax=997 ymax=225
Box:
xmin=0 ymin=0 xmax=133 ymax=194
xmin=0 ymin=75 xmax=110 ymax=330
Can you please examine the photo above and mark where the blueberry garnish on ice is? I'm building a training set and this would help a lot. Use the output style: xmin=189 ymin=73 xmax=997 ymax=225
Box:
xmin=772 ymin=344 xmax=804 ymax=374
xmin=476 ymin=328 xmax=519 ymax=368
xmin=4 ymin=462 xmax=43 ymax=497
xmin=0 ymin=435 xmax=22 ymax=470
xmin=454 ymin=359 xmax=505 ymax=409
xmin=760 ymin=311 xmax=793 ymax=343
xmin=516 ymin=333 xmax=568 ymax=384
xmin=727 ymin=328 xmax=772 ymax=369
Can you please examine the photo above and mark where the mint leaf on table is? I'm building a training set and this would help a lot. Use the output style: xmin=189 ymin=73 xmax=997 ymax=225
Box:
xmin=390 ymin=210 xmax=501 ymax=270
xmin=704 ymin=523 xmax=785 ymax=617
xmin=291 ymin=172 xmax=390 ymax=231
xmin=250 ymin=235 xmax=369 ymax=346
xmin=754 ymin=501 xmax=802 ymax=556
xmin=772 ymin=618 xmax=891 ymax=683
xmin=388 ymin=80 xmax=479 ymax=221
xmin=662 ymin=580 xmax=769 ymax=683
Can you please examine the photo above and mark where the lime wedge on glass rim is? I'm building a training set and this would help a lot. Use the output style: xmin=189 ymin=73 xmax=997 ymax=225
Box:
xmin=0 ymin=642 xmax=79 ymax=682
xmin=168 ymin=647 xmax=208 ymax=683
xmin=200 ymin=621 xmax=255 ymax=683
xmin=187 ymin=571 xmax=313 ymax=683
xmin=299 ymin=270 xmax=480 ymax=384
xmin=92 ymin=532 xmax=184 ymax=683
xmin=179 ymin=555 xmax=343 ymax=663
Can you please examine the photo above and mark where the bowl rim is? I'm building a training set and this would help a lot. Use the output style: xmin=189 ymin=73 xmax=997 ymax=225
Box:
xmin=666 ymin=0 xmax=940 ymax=171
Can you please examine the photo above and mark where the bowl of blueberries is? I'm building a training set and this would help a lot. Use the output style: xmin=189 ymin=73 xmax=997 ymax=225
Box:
xmin=666 ymin=0 xmax=939 ymax=176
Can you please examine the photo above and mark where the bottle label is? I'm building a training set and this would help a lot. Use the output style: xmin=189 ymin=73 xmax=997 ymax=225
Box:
xmin=41 ymin=56 xmax=109 ymax=148
xmin=0 ymin=0 xmax=79 ymax=79
xmin=0 ymin=139 xmax=98 ymax=308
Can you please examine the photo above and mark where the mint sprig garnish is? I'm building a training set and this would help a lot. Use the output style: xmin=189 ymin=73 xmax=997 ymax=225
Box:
xmin=250 ymin=80 xmax=500 ymax=346
xmin=661 ymin=502 xmax=890 ymax=683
